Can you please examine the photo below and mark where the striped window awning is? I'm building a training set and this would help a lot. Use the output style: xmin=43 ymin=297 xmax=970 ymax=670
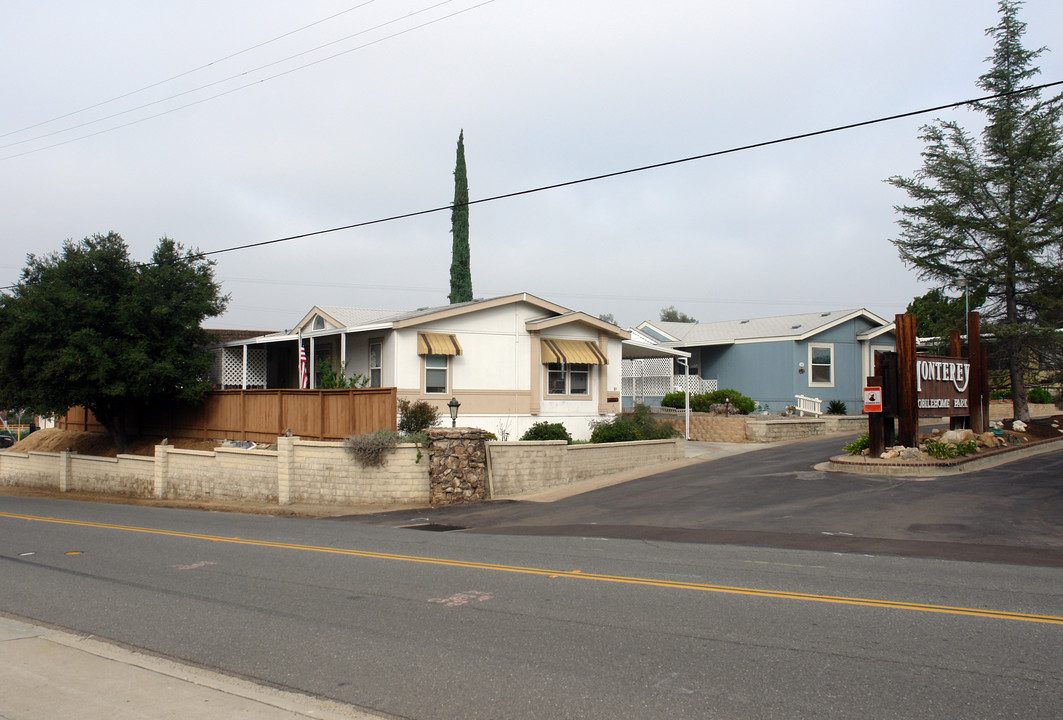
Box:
xmin=417 ymin=332 xmax=463 ymax=356
xmin=541 ymin=338 xmax=608 ymax=365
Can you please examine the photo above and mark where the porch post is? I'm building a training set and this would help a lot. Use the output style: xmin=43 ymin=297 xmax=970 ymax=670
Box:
xmin=529 ymin=330 xmax=541 ymax=416
xmin=309 ymin=337 xmax=316 ymax=390
xmin=241 ymin=345 xmax=248 ymax=390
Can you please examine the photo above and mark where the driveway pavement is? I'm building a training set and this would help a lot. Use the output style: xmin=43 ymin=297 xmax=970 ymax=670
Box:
xmin=341 ymin=434 xmax=1063 ymax=567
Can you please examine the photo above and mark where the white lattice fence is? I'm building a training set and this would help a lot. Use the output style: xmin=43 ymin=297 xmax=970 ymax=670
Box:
xmin=217 ymin=347 xmax=267 ymax=388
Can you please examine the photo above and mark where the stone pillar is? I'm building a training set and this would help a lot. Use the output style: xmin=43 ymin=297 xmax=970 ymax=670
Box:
xmin=428 ymin=428 xmax=489 ymax=506
xmin=277 ymin=435 xmax=296 ymax=505
xmin=153 ymin=444 xmax=169 ymax=498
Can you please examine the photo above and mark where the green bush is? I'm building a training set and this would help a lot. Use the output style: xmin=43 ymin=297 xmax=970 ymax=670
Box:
xmin=398 ymin=399 xmax=440 ymax=434
xmin=520 ymin=422 xmax=572 ymax=442
xmin=1027 ymin=387 xmax=1053 ymax=404
xmin=825 ymin=399 xmax=848 ymax=415
xmin=626 ymin=404 xmax=681 ymax=440
xmin=844 ymin=433 xmax=869 ymax=455
xmin=661 ymin=388 xmax=755 ymax=415
xmin=590 ymin=417 xmax=641 ymax=444
xmin=316 ymin=360 xmax=369 ymax=389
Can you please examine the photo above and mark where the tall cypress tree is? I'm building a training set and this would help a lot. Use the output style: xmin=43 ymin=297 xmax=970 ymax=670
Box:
xmin=449 ymin=130 xmax=472 ymax=304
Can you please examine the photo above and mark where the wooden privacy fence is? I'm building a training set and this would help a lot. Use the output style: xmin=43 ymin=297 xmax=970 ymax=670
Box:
xmin=58 ymin=388 xmax=397 ymax=442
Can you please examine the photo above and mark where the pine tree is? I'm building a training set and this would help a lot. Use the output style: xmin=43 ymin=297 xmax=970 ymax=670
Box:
xmin=449 ymin=130 xmax=473 ymax=304
xmin=887 ymin=0 xmax=1063 ymax=421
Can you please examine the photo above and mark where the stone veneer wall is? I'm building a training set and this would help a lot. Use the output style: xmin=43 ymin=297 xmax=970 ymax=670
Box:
xmin=427 ymin=428 xmax=489 ymax=506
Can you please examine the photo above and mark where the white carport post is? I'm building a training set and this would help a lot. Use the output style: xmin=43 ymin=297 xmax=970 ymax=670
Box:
xmin=676 ymin=357 xmax=690 ymax=440
xmin=241 ymin=345 xmax=248 ymax=389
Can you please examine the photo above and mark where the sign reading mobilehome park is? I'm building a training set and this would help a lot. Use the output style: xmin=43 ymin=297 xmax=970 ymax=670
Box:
xmin=915 ymin=355 xmax=971 ymax=417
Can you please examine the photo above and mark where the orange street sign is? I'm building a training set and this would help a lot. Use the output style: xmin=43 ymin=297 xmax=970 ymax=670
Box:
xmin=863 ymin=386 xmax=883 ymax=413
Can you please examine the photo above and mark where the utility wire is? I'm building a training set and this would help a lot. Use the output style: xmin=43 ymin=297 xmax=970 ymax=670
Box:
xmin=2 ymin=80 xmax=1060 ymax=293
xmin=186 ymin=79 xmax=1062 ymax=260
xmin=1 ymin=0 xmax=475 ymax=154
xmin=0 ymin=1 xmax=377 ymax=140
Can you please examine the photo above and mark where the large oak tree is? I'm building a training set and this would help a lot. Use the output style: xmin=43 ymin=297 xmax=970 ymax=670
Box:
xmin=0 ymin=232 xmax=227 ymax=451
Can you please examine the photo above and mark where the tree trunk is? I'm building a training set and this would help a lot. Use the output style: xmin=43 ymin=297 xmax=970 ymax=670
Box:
xmin=89 ymin=403 xmax=129 ymax=454
xmin=1010 ymin=359 xmax=1030 ymax=422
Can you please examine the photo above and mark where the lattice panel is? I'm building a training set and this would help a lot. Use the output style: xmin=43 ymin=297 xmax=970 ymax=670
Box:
xmin=220 ymin=347 xmax=267 ymax=388
xmin=621 ymin=357 xmax=674 ymax=377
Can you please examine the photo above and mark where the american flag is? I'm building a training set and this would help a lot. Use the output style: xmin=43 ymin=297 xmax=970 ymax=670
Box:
xmin=298 ymin=343 xmax=308 ymax=389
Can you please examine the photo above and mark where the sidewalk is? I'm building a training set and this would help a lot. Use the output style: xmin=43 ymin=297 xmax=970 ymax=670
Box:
xmin=0 ymin=615 xmax=379 ymax=720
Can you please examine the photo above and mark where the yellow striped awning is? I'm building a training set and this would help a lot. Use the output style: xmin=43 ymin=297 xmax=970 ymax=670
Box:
xmin=417 ymin=332 xmax=463 ymax=356
xmin=541 ymin=338 xmax=608 ymax=365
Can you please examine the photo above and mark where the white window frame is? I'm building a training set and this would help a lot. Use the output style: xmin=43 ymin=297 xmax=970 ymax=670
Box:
xmin=369 ymin=340 xmax=382 ymax=388
xmin=546 ymin=363 xmax=592 ymax=396
xmin=808 ymin=343 xmax=835 ymax=388
xmin=424 ymin=354 xmax=449 ymax=394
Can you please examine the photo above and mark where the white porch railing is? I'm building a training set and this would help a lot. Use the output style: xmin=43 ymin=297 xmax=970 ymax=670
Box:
xmin=794 ymin=395 xmax=822 ymax=417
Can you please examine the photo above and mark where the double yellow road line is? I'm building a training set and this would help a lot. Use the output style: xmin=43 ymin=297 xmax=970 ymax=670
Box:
xmin=3 ymin=511 xmax=1061 ymax=625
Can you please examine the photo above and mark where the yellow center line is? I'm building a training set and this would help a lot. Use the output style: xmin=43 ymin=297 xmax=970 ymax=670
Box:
xmin=3 ymin=511 xmax=1062 ymax=625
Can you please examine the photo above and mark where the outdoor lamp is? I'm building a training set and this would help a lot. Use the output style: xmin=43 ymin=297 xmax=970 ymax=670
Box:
xmin=448 ymin=397 xmax=461 ymax=427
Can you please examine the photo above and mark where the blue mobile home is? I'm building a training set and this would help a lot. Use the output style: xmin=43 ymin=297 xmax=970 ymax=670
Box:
xmin=635 ymin=309 xmax=896 ymax=414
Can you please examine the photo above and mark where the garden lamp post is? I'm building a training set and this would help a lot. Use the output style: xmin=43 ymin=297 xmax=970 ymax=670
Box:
xmin=448 ymin=397 xmax=461 ymax=428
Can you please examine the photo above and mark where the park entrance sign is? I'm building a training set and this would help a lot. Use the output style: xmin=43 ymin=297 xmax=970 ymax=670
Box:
xmin=915 ymin=356 xmax=971 ymax=417
xmin=866 ymin=312 xmax=989 ymax=455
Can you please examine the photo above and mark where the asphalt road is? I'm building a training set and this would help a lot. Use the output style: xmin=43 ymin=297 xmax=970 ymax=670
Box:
xmin=2 ymin=484 xmax=1062 ymax=719
xmin=345 ymin=435 xmax=1063 ymax=566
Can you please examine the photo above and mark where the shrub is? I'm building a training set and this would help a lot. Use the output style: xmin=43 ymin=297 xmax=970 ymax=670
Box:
xmin=316 ymin=360 xmax=369 ymax=389
xmin=825 ymin=399 xmax=848 ymax=415
xmin=1027 ymin=387 xmax=1053 ymax=405
xmin=344 ymin=430 xmax=402 ymax=467
xmin=590 ymin=417 xmax=641 ymax=444
xmin=628 ymin=404 xmax=681 ymax=440
xmin=844 ymin=433 xmax=869 ymax=455
xmin=520 ymin=422 xmax=572 ymax=442
xmin=398 ymin=399 xmax=440 ymax=434
xmin=661 ymin=388 xmax=755 ymax=415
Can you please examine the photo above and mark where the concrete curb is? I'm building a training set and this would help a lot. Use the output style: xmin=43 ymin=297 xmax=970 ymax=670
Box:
xmin=818 ymin=435 xmax=1063 ymax=477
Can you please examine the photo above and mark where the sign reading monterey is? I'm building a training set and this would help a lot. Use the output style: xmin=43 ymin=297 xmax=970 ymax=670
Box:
xmin=916 ymin=355 xmax=971 ymax=417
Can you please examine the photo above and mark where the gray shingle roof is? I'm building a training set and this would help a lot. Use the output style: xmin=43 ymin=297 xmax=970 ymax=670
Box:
xmin=646 ymin=309 xmax=885 ymax=346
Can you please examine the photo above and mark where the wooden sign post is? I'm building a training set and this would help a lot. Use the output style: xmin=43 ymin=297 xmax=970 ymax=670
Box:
xmin=869 ymin=312 xmax=988 ymax=454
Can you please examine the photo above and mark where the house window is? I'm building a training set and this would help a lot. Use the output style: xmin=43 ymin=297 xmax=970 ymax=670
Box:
xmin=312 ymin=315 xmax=325 ymax=331
xmin=369 ymin=341 xmax=382 ymax=388
xmin=808 ymin=343 xmax=834 ymax=387
xmin=425 ymin=354 xmax=448 ymax=394
xmin=547 ymin=363 xmax=591 ymax=395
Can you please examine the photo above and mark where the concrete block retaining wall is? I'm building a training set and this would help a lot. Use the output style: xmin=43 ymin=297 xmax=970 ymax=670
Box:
xmin=487 ymin=438 xmax=684 ymax=497
xmin=2 ymin=433 xmax=683 ymax=507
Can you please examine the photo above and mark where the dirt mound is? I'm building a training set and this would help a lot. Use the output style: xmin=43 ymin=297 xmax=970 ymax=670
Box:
xmin=8 ymin=429 xmax=220 ymax=457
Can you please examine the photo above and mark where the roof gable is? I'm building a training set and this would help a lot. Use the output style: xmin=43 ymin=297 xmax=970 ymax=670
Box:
xmin=527 ymin=311 xmax=630 ymax=339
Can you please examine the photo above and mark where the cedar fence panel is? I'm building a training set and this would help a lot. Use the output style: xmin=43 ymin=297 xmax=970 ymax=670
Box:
xmin=56 ymin=388 xmax=397 ymax=442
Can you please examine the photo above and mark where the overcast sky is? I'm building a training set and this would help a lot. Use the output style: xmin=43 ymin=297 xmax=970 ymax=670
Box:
xmin=4 ymin=1 xmax=1061 ymax=332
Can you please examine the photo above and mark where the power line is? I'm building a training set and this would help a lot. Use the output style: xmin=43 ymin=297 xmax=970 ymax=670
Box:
xmin=0 ymin=0 xmax=490 ymax=158
xmin=3 ymin=80 xmax=1060 ymax=294
xmin=0 ymin=1 xmax=377 ymax=140
xmin=185 ymin=80 xmax=1062 ymax=260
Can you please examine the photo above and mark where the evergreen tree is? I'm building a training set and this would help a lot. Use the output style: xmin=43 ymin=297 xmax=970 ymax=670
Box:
xmin=0 ymin=233 xmax=227 ymax=452
xmin=887 ymin=0 xmax=1063 ymax=421
xmin=449 ymin=130 xmax=472 ymax=304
